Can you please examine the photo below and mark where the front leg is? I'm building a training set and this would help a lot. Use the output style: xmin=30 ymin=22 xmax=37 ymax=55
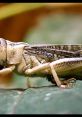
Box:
xmin=24 ymin=62 xmax=74 ymax=88
xmin=0 ymin=65 xmax=15 ymax=74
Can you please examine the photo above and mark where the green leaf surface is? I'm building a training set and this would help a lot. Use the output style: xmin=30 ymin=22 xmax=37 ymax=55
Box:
xmin=0 ymin=80 xmax=82 ymax=114
xmin=0 ymin=89 xmax=20 ymax=114
xmin=1 ymin=13 xmax=82 ymax=114
xmin=14 ymin=81 xmax=82 ymax=114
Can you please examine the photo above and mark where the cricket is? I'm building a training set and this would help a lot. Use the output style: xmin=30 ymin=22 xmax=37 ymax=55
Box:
xmin=1 ymin=38 xmax=82 ymax=88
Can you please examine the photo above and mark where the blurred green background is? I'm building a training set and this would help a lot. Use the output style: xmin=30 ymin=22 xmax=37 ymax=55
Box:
xmin=0 ymin=3 xmax=82 ymax=114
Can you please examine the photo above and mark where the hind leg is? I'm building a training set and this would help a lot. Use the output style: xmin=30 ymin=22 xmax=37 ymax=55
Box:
xmin=24 ymin=60 xmax=76 ymax=88
xmin=24 ymin=63 xmax=67 ymax=88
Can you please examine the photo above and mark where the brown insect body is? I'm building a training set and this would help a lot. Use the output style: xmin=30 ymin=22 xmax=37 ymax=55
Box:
xmin=1 ymin=38 xmax=82 ymax=88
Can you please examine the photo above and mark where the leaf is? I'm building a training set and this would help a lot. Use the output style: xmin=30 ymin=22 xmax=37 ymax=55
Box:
xmin=0 ymin=80 xmax=82 ymax=114
xmin=14 ymin=81 xmax=82 ymax=114
xmin=0 ymin=89 xmax=20 ymax=114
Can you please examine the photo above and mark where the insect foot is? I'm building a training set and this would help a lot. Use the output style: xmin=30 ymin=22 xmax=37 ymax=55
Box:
xmin=60 ymin=78 xmax=76 ymax=89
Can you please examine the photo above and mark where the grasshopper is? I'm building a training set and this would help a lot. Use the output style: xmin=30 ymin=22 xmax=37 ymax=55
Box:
xmin=0 ymin=38 xmax=82 ymax=88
